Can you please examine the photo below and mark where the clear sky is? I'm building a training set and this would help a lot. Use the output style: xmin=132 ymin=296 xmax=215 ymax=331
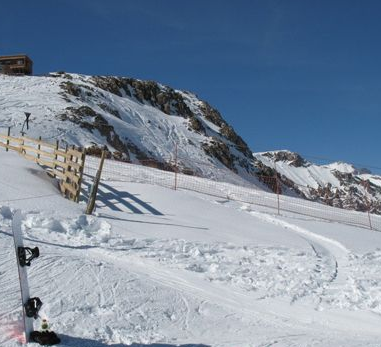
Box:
xmin=1 ymin=0 xmax=380 ymax=172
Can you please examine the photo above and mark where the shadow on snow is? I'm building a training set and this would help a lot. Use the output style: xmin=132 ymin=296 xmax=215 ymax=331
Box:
xmin=81 ymin=179 xmax=163 ymax=215
xmin=58 ymin=334 xmax=210 ymax=347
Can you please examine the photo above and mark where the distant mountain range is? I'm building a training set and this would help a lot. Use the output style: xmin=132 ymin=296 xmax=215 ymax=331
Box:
xmin=254 ymin=150 xmax=381 ymax=214
xmin=1 ymin=72 xmax=380 ymax=214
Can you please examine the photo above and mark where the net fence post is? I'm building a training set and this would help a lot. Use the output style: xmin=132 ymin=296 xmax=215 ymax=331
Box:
xmin=6 ymin=127 xmax=10 ymax=152
xmin=366 ymin=180 xmax=373 ymax=230
xmin=274 ymin=162 xmax=280 ymax=215
xmin=174 ymin=143 xmax=178 ymax=190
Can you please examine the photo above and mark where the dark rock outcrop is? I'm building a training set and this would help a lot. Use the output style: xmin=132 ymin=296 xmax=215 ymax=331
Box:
xmin=58 ymin=106 xmax=130 ymax=161
xmin=255 ymin=151 xmax=381 ymax=215
xmin=262 ymin=151 xmax=307 ymax=167
xmin=202 ymin=139 xmax=236 ymax=172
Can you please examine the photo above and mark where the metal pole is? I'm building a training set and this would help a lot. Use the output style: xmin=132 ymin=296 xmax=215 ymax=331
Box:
xmin=276 ymin=176 xmax=280 ymax=215
xmin=21 ymin=112 xmax=31 ymax=136
xmin=366 ymin=181 xmax=373 ymax=230
xmin=174 ymin=143 xmax=178 ymax=190
xmin=274 ymin=161 xmax=280 ymax=215
xmin=367 ymin=207 xmax=373 ymax=230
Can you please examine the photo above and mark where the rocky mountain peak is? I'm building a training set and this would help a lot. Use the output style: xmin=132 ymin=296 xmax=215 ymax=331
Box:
xmin=254 ymin=150 xmax=381 ymax=215
xmin=261 ymin=150 xmax=309 ymax=168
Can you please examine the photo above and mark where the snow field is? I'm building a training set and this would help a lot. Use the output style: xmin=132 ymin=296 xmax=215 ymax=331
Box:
xmin=84 ymin=156 xmax=381 ymax=233
xmin=1 ymin=150 xmax=381 ymax=346
xmin=14 ymin=205 xmax=381 ymax=316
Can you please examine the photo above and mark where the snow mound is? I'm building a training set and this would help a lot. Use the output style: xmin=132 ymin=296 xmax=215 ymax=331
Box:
xmin=23 ymin=212 xmax=113 ymax=246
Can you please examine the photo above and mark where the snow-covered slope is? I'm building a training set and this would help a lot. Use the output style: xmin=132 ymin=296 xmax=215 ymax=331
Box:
xmin=0 ymin=73 xmax=257 ymax=187
xmin=2 ymin=148 xmax=381 ymax=346
xmin=1 ymin=73 xmax=380 ymax=215
xmin=254 ymin=150 xmax=381 ymax=214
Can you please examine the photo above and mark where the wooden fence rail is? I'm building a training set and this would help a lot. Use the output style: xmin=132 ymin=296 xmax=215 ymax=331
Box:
xmin=0 ymin=132 xmax=86 ymax=202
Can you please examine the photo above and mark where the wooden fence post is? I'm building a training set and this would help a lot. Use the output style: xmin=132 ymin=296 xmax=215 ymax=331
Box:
xmin=6 ymin=127 xmax=10 ymax=152
xmin=37 ymin=136 xmax=41 ymax=159
xmin=53 ymin=140 xmax=60 ymax=174
xmin=63 ymin=144 xmax=68 ymax=172
xmin=75 ymin=150 xmax=86 ymax=203
xmin=21 ymin=134 xmax=25 ymax=155
xmin=86 ymin=150 xmax=106 ymax=215
xmin=55 ymin=140 xmax=59 ymax=160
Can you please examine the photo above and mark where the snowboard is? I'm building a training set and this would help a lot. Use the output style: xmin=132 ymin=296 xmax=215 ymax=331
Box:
xmin=12 ymin=210 xmax=40 ymax=343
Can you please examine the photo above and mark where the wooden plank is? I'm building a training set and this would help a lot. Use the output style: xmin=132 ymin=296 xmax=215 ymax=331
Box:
xmin=67 ymin=161 xmax=82 ymax=171
xmin=0 ymin=142 xmax=22 ymax=152
xmin=0 ymin=135 xmax=67 ymax=158
xmin=21 ymin=145 xmax=56 ymax=159
xmin=11 ymin=145 xmax=22 ymax=152
xmin=54 ymin=151 xmax=84 ymax=165
xmin=54 ymin=149 xmax=69 ymax=158
xmin=22 ymin=136 xmax=57 ymax=149
xmin=21 ymin=136 xmax=42 ymax=144
xmin=0 ymin=134 xmax=13 ymax=140
xmin=56 ymin=160 xmax=82 ymax=171
xmin=23 ymin=153 xmax=37 ymax=162
xmin=38 ymin=151 xmax=56 ymax=160
xmin=19 ymin=151 xmax=56 ymax=170
xmin=59 ymin=182 xmax=66 ymax=194
xmin=50 ymin=168 xmax=70 ymax=181
xmin=60 ymin=181 xmax=77 ymax=196
xmin=0 ymin=135 xmax=24 ymax=143
xmin=64 ymin=171 xmax=80 ymax=184
xmin=67 ymin=148 xmax=84 ymax=158
xmin=52 ymin=169 xmax=66 ymax=180
xmin=36 ymin=158 xmax=55 ymax=169
xmin=54 ymin=160 xmax=68 ymax=170
xmin=18 ymin=151 xmax=54 ymax=168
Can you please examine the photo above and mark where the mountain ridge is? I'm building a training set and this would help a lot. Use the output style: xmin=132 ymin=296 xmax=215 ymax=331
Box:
xmin=1 ymin=72 xmax=380 ymax=214
xmin=0 ymin=72 xmax=259 ymax=188
xmin=254 ymin=150 xmax=381 ymax=214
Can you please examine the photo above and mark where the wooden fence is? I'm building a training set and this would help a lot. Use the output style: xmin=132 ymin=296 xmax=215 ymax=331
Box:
xmin=0 ymin=132 xmax=86 ymax=202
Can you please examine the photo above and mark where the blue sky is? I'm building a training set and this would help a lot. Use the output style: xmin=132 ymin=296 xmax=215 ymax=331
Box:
xmin=1 ymin=0 xmax=380 ymax=172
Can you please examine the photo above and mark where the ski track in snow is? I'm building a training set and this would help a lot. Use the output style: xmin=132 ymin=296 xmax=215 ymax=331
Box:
xmin=246 ymin=210 xmax=351 ymax=308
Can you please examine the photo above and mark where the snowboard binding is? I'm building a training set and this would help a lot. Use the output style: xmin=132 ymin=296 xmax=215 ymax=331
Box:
xmin=18 ymin=246 xmax=39 ymax=267
xmin=24 ymin=297 xmax=43 ymax=319
xmin=30 ymin=331 xmax=61 ymax=345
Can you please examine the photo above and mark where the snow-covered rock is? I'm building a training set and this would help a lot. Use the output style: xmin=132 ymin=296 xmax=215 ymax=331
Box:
xmin=254 ymin=150 xmax=381 ymax=214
